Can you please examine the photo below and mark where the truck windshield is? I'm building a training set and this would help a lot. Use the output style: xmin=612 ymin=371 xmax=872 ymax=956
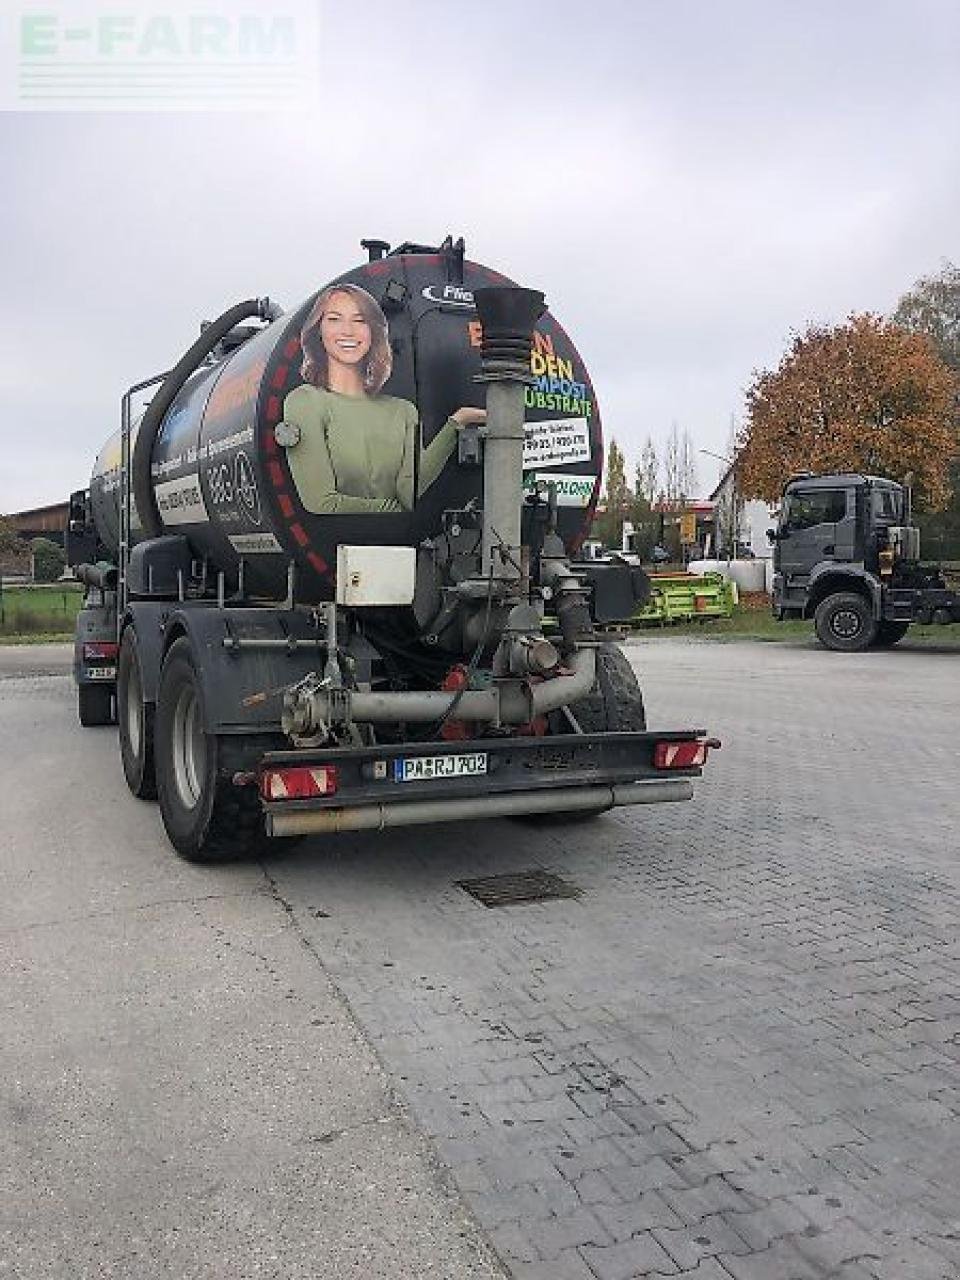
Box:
xmin=872 ymin=488 xmax=902 ymax=523
xmin=782 ymin=489 xmax=847 ymax=530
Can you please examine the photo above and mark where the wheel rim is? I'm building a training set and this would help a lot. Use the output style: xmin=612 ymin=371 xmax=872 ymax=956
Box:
xmin=126 ymin=656 xmax=142 ymax=758
xmin=171 ymin=682 xmax=206 ymax=810
xmin=830 ymin=608 xmax=863 ymax=640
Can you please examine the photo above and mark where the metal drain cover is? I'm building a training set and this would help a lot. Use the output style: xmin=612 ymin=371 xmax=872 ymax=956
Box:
xmin=457 ymin=869 xmax=582 ymax=908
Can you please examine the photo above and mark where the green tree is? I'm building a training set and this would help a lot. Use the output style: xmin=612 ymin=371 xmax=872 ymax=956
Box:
xmin=31 ymin=537 xmax=66 ymax=583
xmin=894 ymin=261 xmax=960 ymax=372
xmin=893 ymin=263 xmax=960 ymax=556
xmin=595 ymin=438 xmax=633 ymax=547
xmin=626 ymin=490 xmax=660 ymax=559
xmin=0 ymin=516 xmax=26 ymax=557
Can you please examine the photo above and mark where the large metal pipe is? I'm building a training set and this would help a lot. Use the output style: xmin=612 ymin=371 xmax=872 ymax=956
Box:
xmin=530 ymin=647 xmax=596 ymax=714
xmin=282 ymin=647 xmax=596 ymax=734
xmin=481 ymin=379 xmax=527 ymax=582
xmin=473 ymin=287 xmax=546 ymax=584
xmin=267 ymin=777 xmax=694 ymax=837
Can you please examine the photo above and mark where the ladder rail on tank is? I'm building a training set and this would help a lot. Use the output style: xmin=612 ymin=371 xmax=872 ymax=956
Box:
xmin=118 ymin=373 xmax=169 ymax=633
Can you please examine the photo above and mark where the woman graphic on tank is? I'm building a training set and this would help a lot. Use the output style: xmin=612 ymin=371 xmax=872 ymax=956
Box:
xmin=280 ymin=283 xmax=485 ymax=514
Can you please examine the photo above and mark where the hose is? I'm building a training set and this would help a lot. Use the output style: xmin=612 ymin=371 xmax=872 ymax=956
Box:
xmin=132 ymin=297 xmax=281 ymax=538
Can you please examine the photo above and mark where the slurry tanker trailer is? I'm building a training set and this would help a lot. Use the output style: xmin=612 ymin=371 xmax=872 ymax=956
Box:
xmin=67 ymin=236 xmax=717 ymax=862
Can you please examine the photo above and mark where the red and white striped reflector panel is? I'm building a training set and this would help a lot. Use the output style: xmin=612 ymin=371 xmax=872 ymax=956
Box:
xmin=260 ymin=765 xmax=338 ymax=801
xmin=83 ymin=642 xmax=119 ymax=660
xmin=653 ymin=740 xmax=708 ymax=770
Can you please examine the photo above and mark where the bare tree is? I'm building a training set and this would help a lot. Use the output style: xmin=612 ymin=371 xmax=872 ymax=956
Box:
xmin=636 ymin=436 xmax=660 ymax=503
xmin=662 ymin=423 xmax=698 ymax=501
xmin=679 ymin=429 xmax=699 ymax=499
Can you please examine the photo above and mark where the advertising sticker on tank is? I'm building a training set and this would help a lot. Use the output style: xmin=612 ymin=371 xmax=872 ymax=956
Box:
xmin=155 ymin=474 xmax=208 ymax=525
xmin=522 ymin=418 xmax=592 ymax=468
xmin=279 ymin=282 xmax=470 ymax=517
xmin=523 ymin=472 xmax=597 ymax=507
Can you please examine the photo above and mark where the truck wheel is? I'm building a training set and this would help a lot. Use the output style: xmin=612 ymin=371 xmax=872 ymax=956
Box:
xmin=117 ymin=628 xmax=156 ymax=800
xmin=155 ymin=637 xmax=268 ymax=863
xmin=873 ymin=620 xmax=910 ymax=648
xmin=565 ymin=643 xmax=647 ymax=733
xmin=78 ymin=684 xmax=113 ymax=727
xmin=516 ymin=645 xmax=646 ymax=825
xmin=813 ymin=592 xmax=877 ymax=652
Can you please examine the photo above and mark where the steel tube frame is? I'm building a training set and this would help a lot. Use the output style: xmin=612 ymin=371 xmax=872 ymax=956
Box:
xmin=267 ymin=777 xmax=694 ymax=837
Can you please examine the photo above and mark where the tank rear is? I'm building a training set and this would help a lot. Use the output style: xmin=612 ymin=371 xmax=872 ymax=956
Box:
xmin=89 ymin=243 xmax=604 ymax=603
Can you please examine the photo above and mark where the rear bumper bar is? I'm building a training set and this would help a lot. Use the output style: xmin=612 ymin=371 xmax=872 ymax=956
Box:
xmin=258 ymin=729 xmax=710 ymax=838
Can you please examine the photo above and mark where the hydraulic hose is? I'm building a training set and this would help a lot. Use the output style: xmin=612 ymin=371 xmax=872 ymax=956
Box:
xmin=132 ymin=297 xmax=281 ymax=538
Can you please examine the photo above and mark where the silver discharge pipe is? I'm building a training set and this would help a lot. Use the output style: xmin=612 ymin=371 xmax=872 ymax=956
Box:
xmin=481 ymin=380 xmax=526 ymax=583
xmin=282 ymin=647 xmax=596 ymax=736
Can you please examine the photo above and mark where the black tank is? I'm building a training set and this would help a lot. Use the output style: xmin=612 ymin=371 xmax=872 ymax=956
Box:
xmin=89 ymin=248 xmax=604 ymax=603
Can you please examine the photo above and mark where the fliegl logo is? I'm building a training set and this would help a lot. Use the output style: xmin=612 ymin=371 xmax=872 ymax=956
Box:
xmin=1 ymin=1 xmax=320 ymax=112
xmin=421 ymin=284 xmax=476 ymax=309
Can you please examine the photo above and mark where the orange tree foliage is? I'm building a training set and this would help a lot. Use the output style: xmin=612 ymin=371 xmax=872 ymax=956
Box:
xmin=737 ymin=314 xmax=958 ymax=509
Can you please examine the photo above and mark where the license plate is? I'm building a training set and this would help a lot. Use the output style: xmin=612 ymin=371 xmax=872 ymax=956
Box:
xmin=394 ymin=752 xmax=488 ymax=783
xmin=84 ymin=667 xmax=116 ymax=681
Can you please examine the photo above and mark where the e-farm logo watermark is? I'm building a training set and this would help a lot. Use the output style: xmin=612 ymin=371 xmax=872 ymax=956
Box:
xmin=1 ymin=2 xmax=319 ymax=110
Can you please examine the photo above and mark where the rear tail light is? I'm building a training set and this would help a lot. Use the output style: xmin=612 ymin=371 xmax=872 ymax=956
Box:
xmin=83 ymin=642 xmax=119 ymax=660
xmin=653 ymin=739 xmax=718 ymax=770
xmin=260 ymin=765 xmax=338 ymax=801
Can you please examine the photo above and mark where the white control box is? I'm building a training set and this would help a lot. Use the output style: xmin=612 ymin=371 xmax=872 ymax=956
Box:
xmin=335 ymin=545 xmax=417 ymax=608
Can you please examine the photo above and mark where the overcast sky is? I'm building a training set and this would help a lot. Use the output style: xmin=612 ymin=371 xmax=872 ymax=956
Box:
xmin=1 ymin=0 xmax=958 ymax=512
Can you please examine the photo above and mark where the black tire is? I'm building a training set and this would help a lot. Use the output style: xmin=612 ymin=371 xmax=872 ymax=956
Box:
xmin=515 ymin=645 xmax=646 ymax=825
xmin=155 ymin=637 xmax=270 ymax=863
xmin=873 ymin=620 xmax=910 ymax=648
xmin=813 ymin=592 xmax=877 ymax=652
xmin=564 ymin=643 xmax=647 ymax=733
xmin=117 ymin=628 xmax=157 ymax=800
xmin=78 ymin=683 xmax=113 ymax=727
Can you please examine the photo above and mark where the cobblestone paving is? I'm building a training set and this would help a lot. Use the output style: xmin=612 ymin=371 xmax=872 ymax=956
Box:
xmin=267 ymin=639 xmax=960 ymax=1279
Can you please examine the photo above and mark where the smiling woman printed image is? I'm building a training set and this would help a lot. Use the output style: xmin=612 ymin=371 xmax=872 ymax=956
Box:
xmin=280 ymin=283 xmax=484 ymax=514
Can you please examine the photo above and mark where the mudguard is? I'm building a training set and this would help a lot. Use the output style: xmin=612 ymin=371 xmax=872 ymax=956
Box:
xmin=126 ymin=601 xmax=331 ymax=733
xmin=805 ymin=563 xmax=882 ymax=619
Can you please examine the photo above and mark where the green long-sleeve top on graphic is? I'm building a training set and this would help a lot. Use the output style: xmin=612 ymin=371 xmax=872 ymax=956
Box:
xmin=281 ymin=385 xmax=457 ymax=514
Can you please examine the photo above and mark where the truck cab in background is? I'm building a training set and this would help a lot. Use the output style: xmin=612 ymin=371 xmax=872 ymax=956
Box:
xmin=771 ymin=473 xmax=960 ymax=651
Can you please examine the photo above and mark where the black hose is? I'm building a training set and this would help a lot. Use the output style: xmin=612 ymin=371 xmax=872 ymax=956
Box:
xmin=132 ymin=298 xmax=280 ymax=538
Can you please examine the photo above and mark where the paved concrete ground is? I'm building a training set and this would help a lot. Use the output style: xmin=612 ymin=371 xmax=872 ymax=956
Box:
xmin=0 ymin=640 xmax=72 ymax=678
xmin=258 ymin=638 xmax=960 ymax=1280
xmin=0 ymin=662 xmax=502 ymax=1279
xmin=3 ymin=638 xmax=960 ymax=1279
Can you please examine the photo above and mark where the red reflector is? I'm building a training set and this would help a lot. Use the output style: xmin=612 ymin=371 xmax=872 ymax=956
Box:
xmin=83 ymin=642 xmax=119 ymax=660
xmin=260 ymin=765 xmax=338 ymax=801
xmin=654 ymin=739 xmax=708 ymax=770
